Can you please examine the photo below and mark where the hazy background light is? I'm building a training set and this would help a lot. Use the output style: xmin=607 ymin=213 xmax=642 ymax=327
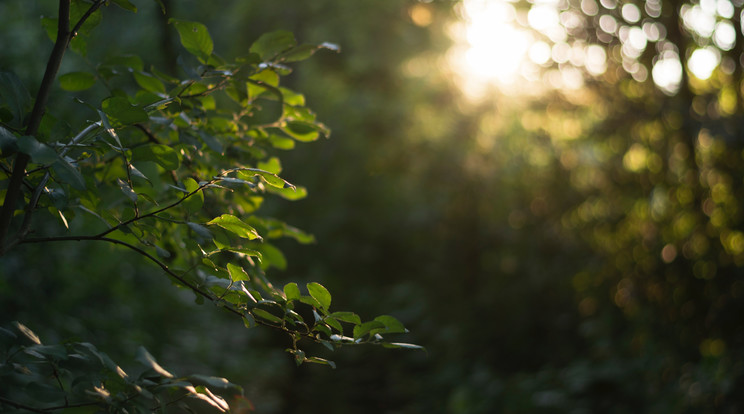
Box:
xmin=714 ymin=21 xmax=736 ymax=50
xmin=652 ymin=55 xmax=683 ymax=94
xmin=621 ymin=3 xmax=641 ymax=23
xmin=688 ymin=47 xmax=720 ymax=79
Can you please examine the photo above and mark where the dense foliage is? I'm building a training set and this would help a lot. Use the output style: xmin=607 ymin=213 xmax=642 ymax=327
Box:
xmin=0 ymin=1 xmax=417 ymax=412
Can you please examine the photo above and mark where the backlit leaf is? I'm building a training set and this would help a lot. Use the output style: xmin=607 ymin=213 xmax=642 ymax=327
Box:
xmin=207 ymin=214 xmax=261 ymax=240
xmin=307 ymin=282 xmax=331 ymax=310
xmin=170 ymin=19 xmax=214 ymax=63
xmin=283 ymin=282 xmax=301 ymax=300
xmin=135 ymin=346 xmax=173 ymax=378
xmin=227 ymin=263 xmax=250 ymax=282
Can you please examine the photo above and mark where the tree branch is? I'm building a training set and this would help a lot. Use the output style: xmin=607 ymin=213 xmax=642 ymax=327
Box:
xmin=0 ymin=0 xmax=71 ymax=254
xmin=0 ymin=395 xmax=50 ymax=413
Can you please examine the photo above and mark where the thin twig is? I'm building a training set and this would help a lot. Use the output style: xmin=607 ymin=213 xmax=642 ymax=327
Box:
xmin=0 ymin=396 xmax=50 ymax=413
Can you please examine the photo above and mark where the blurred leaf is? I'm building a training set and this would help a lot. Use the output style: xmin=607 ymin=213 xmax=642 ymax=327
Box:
xmin=135 ymin=346 xmax=173 ymax=378
xmin=52 ymin=158 xmax=86 ymax=190
xmin=282 ymin=121 xmax=320 ymax=142
xmin=133 ymin=71 xmax=165 ymax=94
xmin=0 ymin=70 xmax=31 ymax=128
xmin=102 ymin=97 xmax=148 ymax=127
xmin=250 ymin=30 xmax=296 ymax=61
xmin=17 ymin=135 xmax=57 ymax=164
xmin=111 ymin=0 xmax=137 ymax=12
xmin=266 ymin=184 xmax=307 ymax=201
xmin=186 ymin=375 xmax=242 ymax=393
xmin=59 ymin=71 xmax=96 ymax=91
xmin=170 ymin=19 xmax=213 ymax=63
xmin=0 ymin=126 xmax=18 ymax=156
xmin=256 ymin=242 xmax=286 ymax=270
xmin=13 ymin=321 xmax=41 ymax=345
xmin=182 ymin=177 xmax=204 ymax=213
xmin=269 ymin=134 xmax=295 ymax=150
xmin=117 ymin=178 xmax=138 ymax=202
xmin=257 ymin=157 xmax=282 ymax=174
xmin=130 ymin=144 xmax=179 ymax=170
xmin=198 ymin=130 xmax=223 ymax=154
xmin=279 ymin=42 xmax=340 ymax=63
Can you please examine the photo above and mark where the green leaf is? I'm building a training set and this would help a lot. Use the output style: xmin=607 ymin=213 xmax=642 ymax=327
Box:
xmin=207 ymin=214 xmax=261 ymax=240
xmin=279 ymin=88 xmax=305 ymax=106
xmin=117 ymin=178 xmax=138 ymax=202
xmin=52 ymin=158 xmax=86 ymax=190
xmin=17 ymin=136 xmax=57 ymax=164
xmin=135 ymin=346 xmax=174 ymax=378
xmin=382 ymin=343 xmax=427 ymax=351
xmin=198 ymin=130 xmax=223 ymax=154
xmin=133 ymin=71 xmax=166 ymax=94
xmin=283 ymin=121 xmax=321 ymax=142
xmin=170 ymin=19 xmax=214 ymax=63
xmin=269 ymin=134 xmax=295 ymax=150
xmin=307 ymin=282 xmax=331 ymax=310
xmin=279 ymin=42 xmax=340 ymax=63
xmin=305 ymin=356 xmax=336 ymax=369
xmin=243 ymin=314 xmax=256 ymax=328
xmin=250 ymin=31 xmax=297 ymax=61
xmin=111 ymin=0 xmax=137 ymax=12
xmin=0 ymin=70 xmax=31 ymax=128
xmin=324 ymin=317 xmax=343 ymax=332
xmin=353 ymin=321 xmax=385 ymax=340
xmin=257 ymin=157 xmax=282 ymax=174
xmin=59 ymin=71 xmax=96 ymax=91
xmin=182 ymin=177 xmax=203 ymax=213
xmin=330 ymin=312 xmax=362 ymax=325
xmin=187 ymin=222 xmax=212 ymax=240
xmin=256 ymin=242 xmax=286 ymax=270
xmin=0 ymin=126 xmax=18 ymax=156
xmin=284 ymin=282 xmax=301 ymax=300
xmin=227 ymin=263 xmax=250 ymax=282
xmin=237 ymin=168 xmax=293 ymax=189
xmin=266 ymin=184 xmax=307 ymax=201
xmin=102 ymin=96 xmax=149 ymax=127
xmin=102 ymin=54 xmax=144 ymax=71
xmin=130 ymin=144 xmax=180 ymax=170
xmin=252 ymin=308 xmax=282 ymax=324
xmin=374 ymin=315 xmax=407 ymax=334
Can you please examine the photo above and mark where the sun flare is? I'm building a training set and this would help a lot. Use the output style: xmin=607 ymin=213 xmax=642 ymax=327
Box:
xmin=450 ymin=0 xmax=539 ymax=98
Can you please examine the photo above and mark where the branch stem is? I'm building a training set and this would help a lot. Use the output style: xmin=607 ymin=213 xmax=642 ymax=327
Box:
xmin=0 ymin=0 xmax=71 ymax=254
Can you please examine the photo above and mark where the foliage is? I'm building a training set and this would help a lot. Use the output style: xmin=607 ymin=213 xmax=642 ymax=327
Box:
xmin=0 ymin=321 xmax=242 ymax=413
xmin=0 ymin=1 xmax=418 ymax=412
